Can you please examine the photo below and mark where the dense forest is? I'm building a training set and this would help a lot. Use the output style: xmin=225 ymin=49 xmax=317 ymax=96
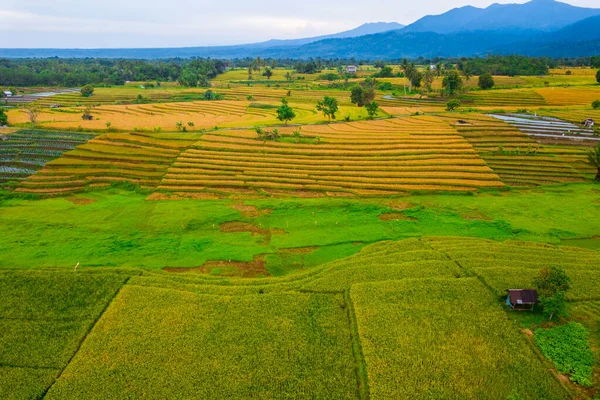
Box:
xmin=1 ymin=56 xmax=599 ymax=87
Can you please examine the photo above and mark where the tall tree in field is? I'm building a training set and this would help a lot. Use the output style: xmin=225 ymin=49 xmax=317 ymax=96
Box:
xmin=365 ymin=101 xmax=379 ymax=119
xmin=478 ymin=73 xmax=495 ymax=90
xmin=316 ymin=96 xmax=338 ymax=122
xmin=423 ymin=66 xmax=435 ymax=96
xmin=401 ymin=59 xmax=408 ymax=95
xmin=534 ymin=266 xmax=571 ymax=320
xmin=588 ymin=143 xmax=600 ymax=182
xmin=276 ymin=98 xmax=296 ymax=125
xmin=263 ymin=68 xmax=273 ymax=80
xmin=462 ymin=64 xmax=473 ymax=82
xmin=596 ymin=69 xmax=600 ymax=84
xmin=23 ymin=103 xmax=40 ymax=126
xmin=350 ymin=86 xmax=365 ymax=107
xmin=442 ymin=71 xmax=463 ymax=96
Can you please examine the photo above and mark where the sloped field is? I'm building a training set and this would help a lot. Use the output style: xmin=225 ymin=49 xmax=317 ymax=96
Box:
xmin=158 ymin=116 xmax=504 ymax=195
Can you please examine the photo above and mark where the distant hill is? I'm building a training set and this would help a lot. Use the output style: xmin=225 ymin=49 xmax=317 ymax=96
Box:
xmin=252 ymin=22 xmax=405 ymax=48
xmin=403 ymin=0 xmax=600 ymax=34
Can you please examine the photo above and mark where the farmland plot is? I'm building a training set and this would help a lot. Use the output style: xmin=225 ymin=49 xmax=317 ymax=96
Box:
xmin=0 ymin=130 xmax=94 ymax=184
xmin=46 ymin=285 xmax=358 ymax=399
xmin=351 ymin=278 xmax=567 ymax=399
xmin=158 ymin=116 xmax=504 ymax=196
xmin=0 ymin=271 xmax=130 ymax=399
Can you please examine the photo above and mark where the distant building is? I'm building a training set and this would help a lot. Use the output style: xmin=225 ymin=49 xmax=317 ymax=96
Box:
xmin=506 ymin=289 xmax=538 ymax=311
xmin=3 ymin=91 xmax=12 ymax=97
xmin=346 ymin=65 xmax=358 ymax=74
xmin=430 ymin=65 xmax=437 ymax=70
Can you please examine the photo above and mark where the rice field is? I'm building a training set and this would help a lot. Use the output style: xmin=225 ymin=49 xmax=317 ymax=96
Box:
xmin=158 ymin=116 xmax=504 ymax=195
xmin=5 ymin=235 xmax=595 ymax=398
xmin=0 ymin=130 xmax=94 ymax=184
xmin=444 ymin=114 xmax=595 ymax=186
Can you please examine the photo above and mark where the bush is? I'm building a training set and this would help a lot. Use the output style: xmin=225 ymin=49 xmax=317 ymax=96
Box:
xmin=0 ymin=107 xmax=7 ymax=125
xmin=446 ymin=99 xmax=461 ymax=111
xmin=534 ymin=322 xmax=593 ymax=387
xmin=478 ymin=73 xmax=495 ymax=90
xmin=80 ymin=85 xmax=94 ymax=97
xmin=592 ymin=100 xmax=600 ymax=110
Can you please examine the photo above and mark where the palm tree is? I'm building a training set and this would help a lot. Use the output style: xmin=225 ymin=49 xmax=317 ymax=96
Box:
xmin=588 ymin=143 xmax=600 ymax=182
xmin=401 ymin=59 xmax=408 ymax=95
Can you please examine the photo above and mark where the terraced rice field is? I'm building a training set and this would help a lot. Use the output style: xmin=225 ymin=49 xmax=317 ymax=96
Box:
xmin=535 ymin=87 xmax=600 ymax=106
xmin=461 ymin=89 xmax=548 ymax=108
xmin=446 ymin=114 xmax=595 ymax=186
xmin=16 ymin=133 xmax=198 ymax=194
xmin=0 ymin=130 xmax=94 ymax=184
xmin=158 ymin=116 xmax=504 ymax=195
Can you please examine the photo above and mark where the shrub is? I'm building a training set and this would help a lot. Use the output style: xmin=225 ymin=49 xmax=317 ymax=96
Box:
xmin=478 ymin=73 xmax=495 ymax=90
xmin=80 ymin=85 xmax=94 ymax=97
xmin=446 ymin=99 xmax=461 ymax=111
xmin=0 ymin=107 xmax=7 ymax=125
xmin=534 ymin=322 xmax=593 ymax=387
xmin=592 ymin=100 xmax=600 ymax=110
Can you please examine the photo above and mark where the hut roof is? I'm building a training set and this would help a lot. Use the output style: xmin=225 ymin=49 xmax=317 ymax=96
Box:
xmin=509 ymin=289 xmax=538 ymax=305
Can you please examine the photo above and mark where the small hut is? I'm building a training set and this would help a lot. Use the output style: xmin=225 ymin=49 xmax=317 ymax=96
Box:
xmin=346 ymin=65 xmax=357 ymax=74
xmin=506 ymin=289 xmax=538 ymax=311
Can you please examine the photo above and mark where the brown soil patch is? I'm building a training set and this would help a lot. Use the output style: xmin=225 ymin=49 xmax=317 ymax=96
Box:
xmin=279 ymin=246 xmax=318 ymax=254
xmin=388 ymin=201 xmax=414 ymax=211
xmin=220 ymin=221 xmax=269 ymax=236
xmin=378 ymin=213 xmax=418 ymax=222
xmin=163 ymin=255 xmax=268 ymax=278
xmin=556 ymin=373 xmax=570 ymax=384
xmin=147 ymin=192 xmax=223 ymax=201
xmin=522 ymin=328 xmax=534 ymax=339
xmin=461 ymin=211 xmax=493 ymax=221
xmin=262 ymin=189 xmax=325 ymax=198
xmin=232 ymin=202 xmax=272 ymax=218
xmin=66 ymin=197 xmax=97 ymax=205
xmin=326 ymin=191 xmax=355 ymax=197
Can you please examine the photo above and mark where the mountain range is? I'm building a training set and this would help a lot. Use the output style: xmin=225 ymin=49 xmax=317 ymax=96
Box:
xmin=1 ymin=0 xmax=599 ymax=59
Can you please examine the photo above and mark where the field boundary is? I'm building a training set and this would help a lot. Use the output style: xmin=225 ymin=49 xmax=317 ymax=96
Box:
xmin=344 ymin=289 xmax=370 ymax=400
xmin=40 ymin=275 xmax=131 ymax=399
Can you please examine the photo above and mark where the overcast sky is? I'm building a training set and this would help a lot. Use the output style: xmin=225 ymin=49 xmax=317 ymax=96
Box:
xmin=1 ymin=0 xmax=598 ymax=48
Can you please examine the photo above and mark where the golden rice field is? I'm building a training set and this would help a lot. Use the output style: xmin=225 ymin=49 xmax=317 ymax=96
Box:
xmin=7 ymin=100 xmax=376 ymax=131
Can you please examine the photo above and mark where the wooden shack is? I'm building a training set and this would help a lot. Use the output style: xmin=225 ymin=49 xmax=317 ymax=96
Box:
xmin=506 ymin=289 xmax=538 ymax=311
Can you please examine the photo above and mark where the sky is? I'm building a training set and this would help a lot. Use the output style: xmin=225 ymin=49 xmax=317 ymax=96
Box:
xmin=1 ymin=0 xmax=598 ymax=48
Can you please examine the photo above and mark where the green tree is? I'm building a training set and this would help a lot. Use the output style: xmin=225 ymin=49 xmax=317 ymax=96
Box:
xmin=350 ymin=86 xmax=365 ymax=107
xmin=446 ymin=99 xmax=461 ymax=111
xmin=0 ymin=107 xmax=7 ymax=126
xmin=365 ymin=101 xmax=379 ymax=119
xmin=262 ymin=68 xmax=273 ymax=80
xmin=409 ymin=71 xmax=423 ymax=90
xmin=588 ymin=143 xmax=600 ymax=182
xmin=178 ymin=72 xmax=197 ymax=87
xmin=276 ymin=98 xmax=296 ymax=125
xmin=592 ymin=100 xmax=600 ymax=110
xmin=596 ymin=69 xmax=600 ymax=84
xmin=534 ymin=266 xmax=572 ymax=320
xmin=442 ymin=71 xmax=463 ymax=96
xmin=378 ymin=66 xmax=394 ymax=78
xmin=80 ymin=84 xmax=94 ymax=97
xmin=478 ymin=73 xmax=495 ymax=90
xmin=316 ymin=96 xmax=338 ymax=122
xmin=423 ymin=66 xmax=435 ymax=95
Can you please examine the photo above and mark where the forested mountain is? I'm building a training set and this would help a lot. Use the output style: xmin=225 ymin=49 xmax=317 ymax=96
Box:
xmin=403 ymin=0 xmax=600 ymax=34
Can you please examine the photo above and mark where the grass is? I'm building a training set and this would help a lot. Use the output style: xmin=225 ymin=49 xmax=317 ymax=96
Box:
xmin=45 ymin=286 xmax=358 ymax=399
xmin=1 ymin=183 xmax=599 ymax=272
xmin=351 ymin=278 xmax=567 ymax=399
xmin=0 ymin=270 xmax=131 ymax=398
